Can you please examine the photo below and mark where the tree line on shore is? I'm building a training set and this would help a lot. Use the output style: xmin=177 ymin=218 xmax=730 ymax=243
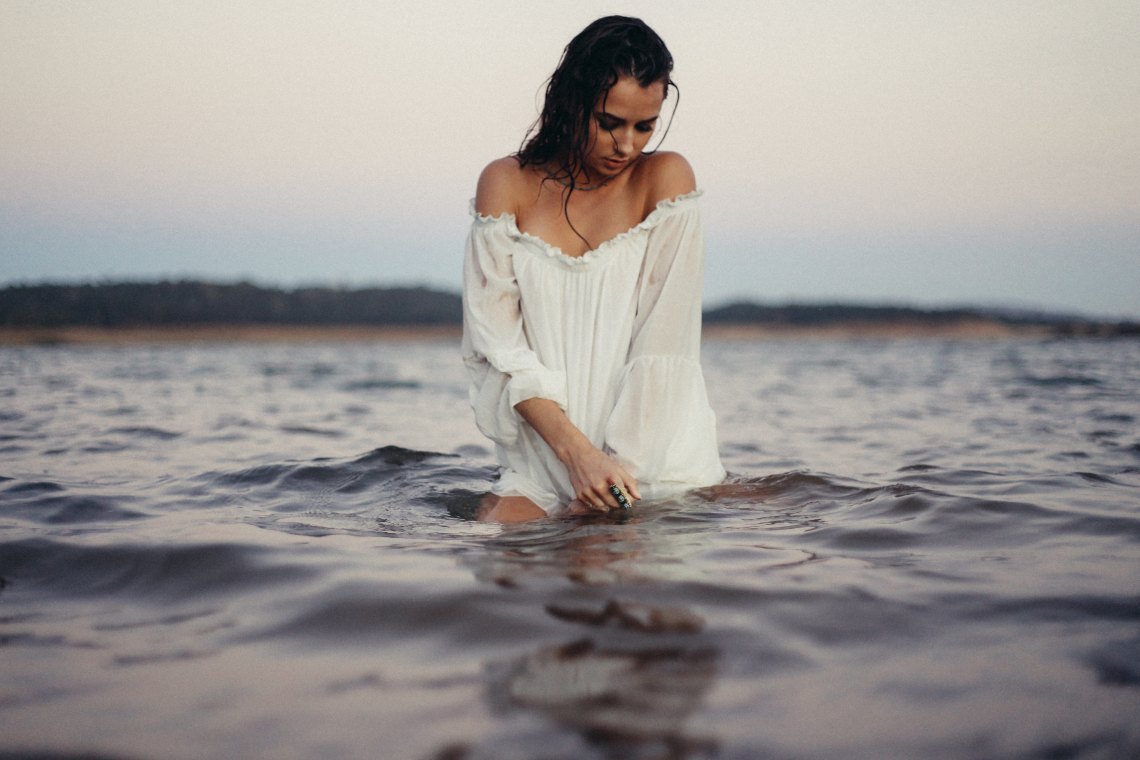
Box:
xmin=0 ymin=281 xmax=460 ymax=327
xmin=1 ymin=280 xmax=1135 ymax=336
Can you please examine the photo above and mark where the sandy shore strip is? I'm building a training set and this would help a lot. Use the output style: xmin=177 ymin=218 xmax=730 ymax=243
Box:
xmin=0 ymin=320 xmax=1056 ymax=346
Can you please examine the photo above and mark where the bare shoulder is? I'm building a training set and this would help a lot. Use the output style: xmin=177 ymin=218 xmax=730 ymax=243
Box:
xmin=475 ymin=157 xmax=527 ymax=217
xmin=639 ymin=151 xmax=698 ymax=208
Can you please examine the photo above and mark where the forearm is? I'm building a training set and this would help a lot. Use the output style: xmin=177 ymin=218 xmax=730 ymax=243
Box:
xmin=513 ymin=397 xmax=641 ymax=507
xmin=513 ymin=397 xmax=593 ymax=464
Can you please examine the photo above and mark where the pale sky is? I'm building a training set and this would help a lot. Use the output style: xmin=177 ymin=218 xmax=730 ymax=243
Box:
xmin=2 ymin=0 xmax=1138 ymax=317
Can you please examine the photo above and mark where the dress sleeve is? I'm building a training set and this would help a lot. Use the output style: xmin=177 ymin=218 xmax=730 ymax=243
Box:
xmin=603 ymin=197 xmax=725 ymax=494
xmin=461 ymin=212 xmax=568 ymax=447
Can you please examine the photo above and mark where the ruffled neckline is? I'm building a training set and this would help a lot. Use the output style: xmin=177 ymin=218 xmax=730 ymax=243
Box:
xmin=470 ymin=189 xmax=702 ymax=266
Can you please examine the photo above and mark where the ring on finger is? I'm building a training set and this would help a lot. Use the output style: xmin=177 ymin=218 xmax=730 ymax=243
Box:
xmin=609 ymin=484 xmax=631 ymax=510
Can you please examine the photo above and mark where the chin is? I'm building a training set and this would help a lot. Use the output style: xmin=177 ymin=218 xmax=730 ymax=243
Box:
xmin=596 ymin=159 xmax=630 ymax=175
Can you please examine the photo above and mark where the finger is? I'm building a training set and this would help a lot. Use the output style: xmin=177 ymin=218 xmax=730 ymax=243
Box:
xmin=606 ymin=482 xmax=629 ymax=509
xmin=567 ymin=499 xmax=591 ymax=516
xmin=591 ymin=483 xmax=620 ymax=510
xmin=617 ymin=470 xmax=641 ymax=501
xmin=578 ymin=492 xmax=609 ymax=512
xmin=606 ymin=482 xmax=632 ymax=510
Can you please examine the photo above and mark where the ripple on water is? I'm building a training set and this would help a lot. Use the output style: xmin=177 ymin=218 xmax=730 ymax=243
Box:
xmin=0 ymin=538 xmax=317 ymax=601
xmin=105 ymin=425 xmax=182 ymax=440
xmin=1 ymin=482 xmax=148 ymax=525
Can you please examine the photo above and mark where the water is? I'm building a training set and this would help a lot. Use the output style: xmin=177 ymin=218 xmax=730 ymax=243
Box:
xmin=1 ymin=336 xmax=1138 ymax=760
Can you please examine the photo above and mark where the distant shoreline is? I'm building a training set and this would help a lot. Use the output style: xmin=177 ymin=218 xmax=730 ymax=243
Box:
xmin=0 ymin=320 xmax=1064 ymax=346
xmin=3 ymin=281 xmax=1135 ymax=343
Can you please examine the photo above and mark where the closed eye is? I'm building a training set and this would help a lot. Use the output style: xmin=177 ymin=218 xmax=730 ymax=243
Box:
xmin=596 ymin=114 xmax=659 ymax=133
xmin=595 ymin=114 xmax=620 ymax=131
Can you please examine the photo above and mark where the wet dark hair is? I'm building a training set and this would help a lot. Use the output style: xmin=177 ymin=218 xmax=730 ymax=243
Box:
xmin=516 ymin=15 xmax=677 ymax=235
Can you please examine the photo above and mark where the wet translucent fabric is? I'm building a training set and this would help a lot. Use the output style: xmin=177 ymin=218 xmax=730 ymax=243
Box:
xmin=462 ymin=190 xmax=725 ymax=510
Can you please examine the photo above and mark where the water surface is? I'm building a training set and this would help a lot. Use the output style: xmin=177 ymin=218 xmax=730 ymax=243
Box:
xmin=1 ymin=337 xmax=1138 ymax=759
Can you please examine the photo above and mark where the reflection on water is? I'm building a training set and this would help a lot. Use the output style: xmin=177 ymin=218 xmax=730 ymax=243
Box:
xmin=468 ymin=519 xmax=645 ymax=586
xmin=490 ymin=638 xmax=717 ymax=760
xmin=468 ymin=517 xmax=719 ymax=760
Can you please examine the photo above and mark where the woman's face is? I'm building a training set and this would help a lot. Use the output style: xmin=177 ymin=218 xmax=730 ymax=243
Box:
xmin=585 ymin=75 xmax=666 ymax=179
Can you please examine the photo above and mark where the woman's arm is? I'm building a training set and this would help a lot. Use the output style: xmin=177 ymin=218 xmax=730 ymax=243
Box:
xmin=515 ymin=397 xmax=642 ymax=511
xmin=463 ymin=158 xmax=570 ymax=448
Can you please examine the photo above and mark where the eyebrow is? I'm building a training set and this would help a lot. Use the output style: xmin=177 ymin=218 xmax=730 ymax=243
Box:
xmin=595 ymin=111 xmax=660 ymax=124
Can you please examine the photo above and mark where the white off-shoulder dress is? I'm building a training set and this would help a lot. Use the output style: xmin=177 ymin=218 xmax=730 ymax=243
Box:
xmin=461 ymin=190 xmax=725 ymax=513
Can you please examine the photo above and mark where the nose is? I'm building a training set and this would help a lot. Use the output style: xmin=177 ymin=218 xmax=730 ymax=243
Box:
xmin=613 ymin=127 xmax=634 ymax=156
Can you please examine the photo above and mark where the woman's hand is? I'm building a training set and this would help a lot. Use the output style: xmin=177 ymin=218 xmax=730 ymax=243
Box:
xmin=562 ymin=442 xmax=641 ymax=512
xmin=514 ymin=397 xmax=641 ymax=512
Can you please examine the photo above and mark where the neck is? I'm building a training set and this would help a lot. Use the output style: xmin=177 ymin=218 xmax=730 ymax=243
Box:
xmin=542 ymin=156 xmax=637 ymax=193
xmin=567 ymin=175 xmax=612 ymax=192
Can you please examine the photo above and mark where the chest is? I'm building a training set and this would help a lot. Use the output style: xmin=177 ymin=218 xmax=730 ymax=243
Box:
xmin=516 ymin=186 xmax=648 ymax=257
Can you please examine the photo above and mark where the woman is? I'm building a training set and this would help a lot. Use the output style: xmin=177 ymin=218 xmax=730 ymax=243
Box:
xmin=463 ymin=16 xmax=724 ymax=522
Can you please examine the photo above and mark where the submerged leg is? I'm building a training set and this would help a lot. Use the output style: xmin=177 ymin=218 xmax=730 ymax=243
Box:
xmin=476 ymin=493 xmax=548 ymax=523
